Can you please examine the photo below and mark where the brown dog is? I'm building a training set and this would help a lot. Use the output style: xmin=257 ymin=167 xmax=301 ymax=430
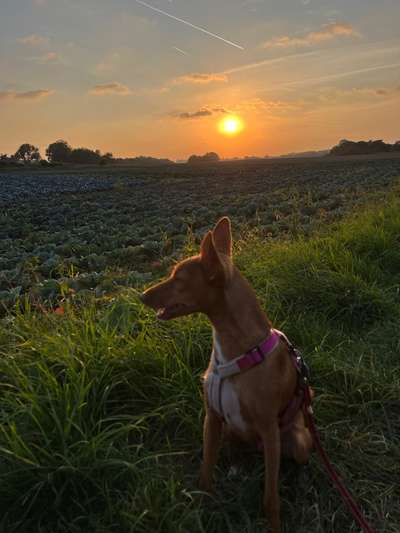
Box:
xmin=141 ymin=217 xmax=313 ymax=532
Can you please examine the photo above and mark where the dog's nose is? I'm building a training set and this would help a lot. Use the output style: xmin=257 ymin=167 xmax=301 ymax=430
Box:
xmin=140 ymin=290 xmax=150 ymax=305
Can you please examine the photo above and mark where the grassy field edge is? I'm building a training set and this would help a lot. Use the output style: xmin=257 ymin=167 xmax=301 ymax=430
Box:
xmin=0 ymin=196 xmax=399 ymax=532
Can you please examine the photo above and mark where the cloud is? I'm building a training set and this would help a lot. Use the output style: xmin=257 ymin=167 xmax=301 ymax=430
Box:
xmin=32 ymin=52 xmax=60 ymax=64
xmin=235 ymin=98 xmax=301 ymax=113
xmin=263 ymin=23 xmax=360 ymax=48
xmin=0 ymin=89 xmax=54 ymax=101
xmin=172 ymin=107 xmax=228 ymax=119
xmin=312 ymin=85 xmax=400 ymax=106
xmin=89 ymin=82 xmax=132 ymax=95
xmin=18 ymin=34 xmax=49 ymax=47
xmin=173 ymin=73 xmax=228 ymax=84
xmin=171 ymin=99 xmax=300 ymax=120
xmin=178 ymin=109 xmax=213 ymax=119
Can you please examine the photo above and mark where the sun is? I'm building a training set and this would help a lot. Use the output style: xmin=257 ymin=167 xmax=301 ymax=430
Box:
xmin=218 ymin=115 xmax=244 ymax=136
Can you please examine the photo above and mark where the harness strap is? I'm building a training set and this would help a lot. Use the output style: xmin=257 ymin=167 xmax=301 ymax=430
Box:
xmin=215 ymin=329 xmax=281 ymax=379
xmin=208 ymin=328 xmax=307 ymax=428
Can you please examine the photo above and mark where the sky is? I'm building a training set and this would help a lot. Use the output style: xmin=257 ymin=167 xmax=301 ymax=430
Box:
xmin=0 ymin=0 xmax=399 ymax=160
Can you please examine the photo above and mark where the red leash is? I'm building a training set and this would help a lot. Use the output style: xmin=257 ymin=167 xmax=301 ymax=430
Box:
xmin=303 ymin=386 xmax=376 ymax=533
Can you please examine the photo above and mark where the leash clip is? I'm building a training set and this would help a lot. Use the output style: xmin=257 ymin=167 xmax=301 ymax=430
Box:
xmin=294 ymin=348 xmax=310 ymax=384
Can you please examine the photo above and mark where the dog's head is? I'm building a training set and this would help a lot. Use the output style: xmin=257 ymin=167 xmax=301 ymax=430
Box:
xmin=141 ymin=217 xmax=233 ymax=320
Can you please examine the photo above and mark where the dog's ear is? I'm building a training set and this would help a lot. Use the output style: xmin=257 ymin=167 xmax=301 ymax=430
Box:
xmin=200 ymin=231 xmax=226 ymax=286
xmin=212 ymin=217 xmax=232 ymax=257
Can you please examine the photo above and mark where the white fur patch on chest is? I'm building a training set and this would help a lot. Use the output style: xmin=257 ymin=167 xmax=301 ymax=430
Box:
xmin=206 ymin=335 xmax=248 ymax=434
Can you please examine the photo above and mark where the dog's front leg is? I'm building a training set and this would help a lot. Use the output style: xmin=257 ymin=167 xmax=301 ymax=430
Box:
xmin=199 ymin=407 xmax=222 ymax=493
xmin=261 ymin=423 xmax=281 ymax=533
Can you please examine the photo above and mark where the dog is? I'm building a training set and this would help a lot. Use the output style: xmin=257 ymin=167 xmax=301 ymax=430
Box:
xmin=141 ymin=217 xmax=313 ymax=532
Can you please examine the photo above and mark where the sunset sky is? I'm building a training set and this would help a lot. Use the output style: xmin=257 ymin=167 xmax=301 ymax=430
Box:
xmin=1 ymin=0 xmax=399 ymax=160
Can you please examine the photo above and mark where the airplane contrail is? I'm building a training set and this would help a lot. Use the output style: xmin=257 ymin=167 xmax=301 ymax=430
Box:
xmin=135 ymin=0 xmax=244 ymax=50
xmin=222 ymin=50 xmax=319 ymax=74
xmin=279 ymin=62 xmax=400 ymax=88
xmin=173 ymin=46 xmax=188 ymax=56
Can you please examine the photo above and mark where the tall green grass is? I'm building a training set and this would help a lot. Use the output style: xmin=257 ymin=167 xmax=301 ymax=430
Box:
xmin=0 ymin=198 xmax=399 ymax=532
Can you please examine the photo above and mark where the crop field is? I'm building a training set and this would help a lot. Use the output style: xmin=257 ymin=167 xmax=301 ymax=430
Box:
xmin=0 ymin=157 xmax=400 ymax=532
xmin=1 ymin=156 xmax=400 ymax=310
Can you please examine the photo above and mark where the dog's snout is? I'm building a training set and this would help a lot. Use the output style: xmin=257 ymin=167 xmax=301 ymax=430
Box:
xmin=140 ymin=287 xmax=156 ymax=307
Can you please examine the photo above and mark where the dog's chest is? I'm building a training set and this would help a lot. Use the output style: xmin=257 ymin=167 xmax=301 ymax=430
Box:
xmin=205 ymin=339 xmax=249 ymax=434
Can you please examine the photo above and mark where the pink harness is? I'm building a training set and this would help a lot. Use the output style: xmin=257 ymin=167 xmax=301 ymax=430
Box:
xmin=206 ymin=328 xmax=309 ymax=432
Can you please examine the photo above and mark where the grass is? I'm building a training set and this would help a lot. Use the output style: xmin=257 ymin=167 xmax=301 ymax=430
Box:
xmin=0 ymin=197 xmax=399 ymax=532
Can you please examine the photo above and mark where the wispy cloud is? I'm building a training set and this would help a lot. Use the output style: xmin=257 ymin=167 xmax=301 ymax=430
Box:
xmin=18 ymin=34 xmax=49 ymax=47
xmin=263 ymin=23 xmax=360 ymax=49
xmin=174 ymin=73 xmax=228 ymax=84
xmin=89 ymin=82 xmax=132 ymax=95
xmin=311 ymin=85 xmax=400 ymax=106
xmin=172 ymin=107 xmax=228 ymax=119
xmin=0 ymin=89 xmax=54 ymax=101
xmin=235 ymin=98 xmax=301 ymax=113
xmin=135 ymin=0 xmax=244 ymax=50
xmin=35 ymin=52 xmax=59 ymax=64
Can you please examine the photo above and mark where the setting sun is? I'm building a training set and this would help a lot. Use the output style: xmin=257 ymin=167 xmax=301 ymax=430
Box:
xmin=218 ymin=116 xmax=244 ymax=136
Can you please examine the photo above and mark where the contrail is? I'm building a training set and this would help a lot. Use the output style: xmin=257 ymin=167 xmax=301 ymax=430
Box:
xmin=222 ymin=50 xmax=319 ymax=74
xmin=173 ymin=46 xmax=188 ymax=56
xmin=279 ymin=62 xmax=400 ymax=88
xmin=135 ymin=0 xmax=244 ymax=50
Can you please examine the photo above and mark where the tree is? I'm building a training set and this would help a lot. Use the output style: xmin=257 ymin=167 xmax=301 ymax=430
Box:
xmin=14 ymin=144 xmax=41 ymax=162
xmin=330 ymin=139 xmax=395 ymax=156
xmin=69 ymin=147 xmax=102 ymax=164
xmin=188 ymin=152 xmax=220 ymax=164
xmin=100 ymin=152 xmax=114 ymax=165
xmin=46 ymin=140 xmax=72 ymax=163
xmin=392 ymin=141 xmax=400 ymax=152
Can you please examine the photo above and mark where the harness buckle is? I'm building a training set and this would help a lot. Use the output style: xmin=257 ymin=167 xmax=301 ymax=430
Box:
xmin=294 ymin=348 xmax=310 ymax=384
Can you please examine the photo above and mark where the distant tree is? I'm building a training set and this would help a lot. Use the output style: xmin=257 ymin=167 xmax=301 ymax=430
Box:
xmin=188 ymin=152 xmax=220 ymax=164
xmin=46 ymin=140 xmax=72 ymax=163
xmin=14 ymin=144 xmax=41 ymax=163
xmin=100 ymin=152 xmax=114 ymax=165
xmin=0 ymin=154 xmax=10 ymax=166
xmin=393 ymin=141 xmax=400 ymax=152
xmin=113 ymin=155 xmax=174 ymax=166
xmin=69 ymin=147 xmax=102 ymax=164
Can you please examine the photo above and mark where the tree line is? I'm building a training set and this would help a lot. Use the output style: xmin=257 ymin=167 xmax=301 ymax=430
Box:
xmin=0 ymin=142 xmax=222 ymax=167
xmin=0 ymin=140 xmax=113 ymax=166
xmin=330 ymin=139 xmax=400 ymax=156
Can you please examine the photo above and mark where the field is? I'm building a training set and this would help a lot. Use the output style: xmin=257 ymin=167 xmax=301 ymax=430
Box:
xmin=1 ymin=157 xmax=400 ymax=310
xmin=0 ymin=157 xmax=400 ymax=532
